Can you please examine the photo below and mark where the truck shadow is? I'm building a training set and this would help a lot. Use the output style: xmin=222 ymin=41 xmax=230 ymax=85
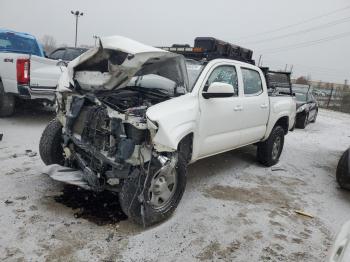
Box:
xmin=52 ymin=146 xmax=258 ymax=228
xmin=187 ymin=145 xmax=259 ymax=182
xmin=10 ymin=101 xmax=55 ymax=124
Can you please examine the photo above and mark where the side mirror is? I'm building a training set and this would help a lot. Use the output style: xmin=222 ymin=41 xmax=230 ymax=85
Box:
xmin=202 ymin=82 xmax=235 ymax=99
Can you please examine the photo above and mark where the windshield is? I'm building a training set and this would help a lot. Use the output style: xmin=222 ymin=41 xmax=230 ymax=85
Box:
xmin=127 ymin=74 xmax=177 ymax=96
xmin=186 ymin=59 xmax=205 ymax=90
xmin=295 ymin=92 xmax=307 ymax=102
xmin=0 ymin=32 xmax=42 ymax=56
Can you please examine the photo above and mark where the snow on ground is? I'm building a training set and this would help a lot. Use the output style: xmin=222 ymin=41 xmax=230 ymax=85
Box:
xmin=0 ymin=108 xmax=350 ymax=261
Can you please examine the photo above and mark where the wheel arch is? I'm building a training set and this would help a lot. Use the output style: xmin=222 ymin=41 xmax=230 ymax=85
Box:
xmin=263 ymin=114 xmax=290 ymax=140
xmin=177 ymin=132 xmax=194 ymax=164
xmin=274 ymin=116 xmax=289 ymax=135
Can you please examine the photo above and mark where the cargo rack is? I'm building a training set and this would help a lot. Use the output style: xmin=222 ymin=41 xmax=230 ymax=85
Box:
xmin=159 ymin=37 xmax=255 ymax=65
xmin=260 ymin=67 xmax=293 ymax=96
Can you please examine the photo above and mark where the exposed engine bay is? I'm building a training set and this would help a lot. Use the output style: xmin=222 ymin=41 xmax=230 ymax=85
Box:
xmin=55 ymin=84 xmax=176 ymax=191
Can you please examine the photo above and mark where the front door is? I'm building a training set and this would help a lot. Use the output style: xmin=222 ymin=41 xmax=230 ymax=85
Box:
xmin=197 ymin=64 xmax=244 ymax=158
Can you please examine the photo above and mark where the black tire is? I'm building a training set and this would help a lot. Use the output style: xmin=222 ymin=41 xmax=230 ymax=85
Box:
xmin=0 ymin=81 xmax=15 ymax=117
xmin=310 ymin=110 xmax=318 ymax=123
xmin=336 ymin=148 xmax=350 ymax=191
xmin=119 ymin=155 xmax=187 ymax=226
xmin=39 ymin=118 xmax=64 ymax=165
xmin=257 ymin=125 xmax=285 ymax=167
xmin=296 ymin=113 xmax=308 ymax=129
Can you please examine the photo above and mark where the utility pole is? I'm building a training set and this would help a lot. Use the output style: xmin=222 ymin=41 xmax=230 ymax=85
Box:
xmin=284 ymin=64 xmax=288 ymax=71
xmin=93 ymin=35 xmax=99 ymax=47
xmin=71 ymin=10 xmax=84 ymax=47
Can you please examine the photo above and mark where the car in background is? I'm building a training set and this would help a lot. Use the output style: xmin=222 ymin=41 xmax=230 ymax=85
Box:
xmin=293 ymin=84 xmax=318 ymax=129
xmin=48 ymin=47 xmax=87 ymax=63
xmin=0 ymin=29 xmax=72 ymax=116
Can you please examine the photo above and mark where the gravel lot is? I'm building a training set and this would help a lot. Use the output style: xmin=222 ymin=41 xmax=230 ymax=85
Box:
xmin=1 ymin=107 xmax=350 ymax=262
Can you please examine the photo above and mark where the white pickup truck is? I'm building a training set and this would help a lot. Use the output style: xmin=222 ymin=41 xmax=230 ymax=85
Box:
xmin=0 ymin=29 xmax=64 ymax=116
xmin=40 ymin=36 xmax=296 ymax=226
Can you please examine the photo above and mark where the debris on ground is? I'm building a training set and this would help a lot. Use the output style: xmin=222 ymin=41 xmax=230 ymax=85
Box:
xmin=4 ymin=200 xmax=13 ymax=205
xmin=294 ymin=210 xmax=314 ymax=218
xmin=271 ymin=166 xmax=287 ymax=172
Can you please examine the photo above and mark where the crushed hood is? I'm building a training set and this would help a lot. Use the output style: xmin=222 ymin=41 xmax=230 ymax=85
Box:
xmin=60 ymin=36 xmax=189 ymax=92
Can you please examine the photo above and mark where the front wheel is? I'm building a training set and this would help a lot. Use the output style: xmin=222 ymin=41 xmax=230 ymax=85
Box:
xmin=119 ymin=155 xmax=187 ymax=226
xmin=39 ymin=118 xmax=64 ymax=165
xmin=257 ymin=126 xmax=285 ymax=167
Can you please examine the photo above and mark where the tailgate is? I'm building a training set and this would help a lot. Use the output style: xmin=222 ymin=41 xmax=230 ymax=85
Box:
xmin=30 ymin=55 xmax=62 ymax=89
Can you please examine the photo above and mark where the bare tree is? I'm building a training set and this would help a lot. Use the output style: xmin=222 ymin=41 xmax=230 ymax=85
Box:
xmin=295 ymin=76 xmax=309 ymax=85
xmin=40 ymin=35 xmax=57 ymax=54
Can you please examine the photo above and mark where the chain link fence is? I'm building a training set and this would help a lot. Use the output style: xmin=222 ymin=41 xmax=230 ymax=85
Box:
xmin=311 ymin=85 xmax=350 ymax=113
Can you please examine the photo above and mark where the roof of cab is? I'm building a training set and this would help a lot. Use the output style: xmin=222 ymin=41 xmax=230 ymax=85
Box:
xmin=0 ymin=28 xmax=37 ymax=40
xmin=0 ymin=28 xmax=45 ymax=57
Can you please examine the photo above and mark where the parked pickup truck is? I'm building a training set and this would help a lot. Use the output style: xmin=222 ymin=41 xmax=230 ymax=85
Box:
xmin=0 ymin=29 xmax=65 ymax=116
xmin=40 ymin=36 xmax=296 ymax=226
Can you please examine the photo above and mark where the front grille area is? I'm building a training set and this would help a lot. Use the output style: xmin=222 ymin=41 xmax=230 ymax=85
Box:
xmin=73 ymin=106 xmax=111 ymax=151
xmin=70 ymin=105 xmax=113 ymax=174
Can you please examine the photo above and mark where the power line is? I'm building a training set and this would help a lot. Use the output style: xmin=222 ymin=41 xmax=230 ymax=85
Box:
xmin=239 ymin=5 xmax=350 ymax=39
xmin=258 ymin=31 xmax=350 ymax=54
xmin=244 ymin=16 xmax=350 ymax=45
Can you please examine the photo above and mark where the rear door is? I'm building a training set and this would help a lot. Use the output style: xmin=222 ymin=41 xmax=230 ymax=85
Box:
xmin=238 ymin=67 xmax=269 ymax=145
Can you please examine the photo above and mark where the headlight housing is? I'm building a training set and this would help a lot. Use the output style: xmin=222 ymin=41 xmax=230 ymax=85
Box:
xmin=297 ymin=105 xmax=306 ymax=113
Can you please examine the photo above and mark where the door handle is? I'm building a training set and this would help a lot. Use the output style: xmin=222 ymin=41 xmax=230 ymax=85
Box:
xmin=260 ymin=103 xmax=268 ymax=109
xmin=234 ymin=105 xmax=243 ymax=111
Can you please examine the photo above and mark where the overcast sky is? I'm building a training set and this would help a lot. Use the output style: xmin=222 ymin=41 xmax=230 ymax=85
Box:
xmin=1 ymin=0 xmax=349 ymax=83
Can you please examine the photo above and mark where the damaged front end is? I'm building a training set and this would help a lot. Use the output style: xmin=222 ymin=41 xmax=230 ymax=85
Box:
xmin=45 ymin=36 xmax=188 ymax=193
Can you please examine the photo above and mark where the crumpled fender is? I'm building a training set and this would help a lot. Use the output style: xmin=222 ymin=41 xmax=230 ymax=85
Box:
xmin=146 ymin=94 xmax=198 ymax=152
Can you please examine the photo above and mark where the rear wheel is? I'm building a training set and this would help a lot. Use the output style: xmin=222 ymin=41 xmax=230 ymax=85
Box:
xmin=119 ymin=155 xmax=187 ymax=226
xmin=257 ymin=126 xmax=285 ymax=167
xmin=39 ymin=118 xmax=64 ymax=165
xmin=0 ymin=81 xmax=15 ymax=117
xmin=336 ymin=148 xmax=350 ymax=190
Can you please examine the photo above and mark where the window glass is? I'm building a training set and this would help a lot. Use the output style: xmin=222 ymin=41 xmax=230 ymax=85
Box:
xmin=64 ymin=49 xmax=86 ymax=61
xmin=295 ymin=92 xmax=307 ymax=102
xmin=186 ymin=59 xmax=205 ymax=91
xmin=206 ymin=65 xmax=238 ymax=95
xmin=49 ymin=49 xmax=65 ymax=60
xmin=0 ymin=32 xmax=41 ymax=56
xmin=308 ymin=93 xmax=315 ymax=102
xmin=242 ymin=68 xmax=263 ymax=95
